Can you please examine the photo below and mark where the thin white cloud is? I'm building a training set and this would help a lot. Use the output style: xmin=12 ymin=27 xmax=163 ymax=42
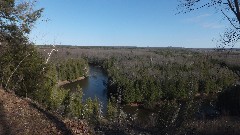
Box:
xmin=202 ymin=22 xmax=224 ymax=29
xmin=183 ymin=13 xmax=224 ymax=29
xmin=184 ymin=13 xmax=212 ymax=23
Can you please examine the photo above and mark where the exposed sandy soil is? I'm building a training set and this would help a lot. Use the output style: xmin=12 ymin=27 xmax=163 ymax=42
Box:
xmin=57 ymin=77 xmax=85 ymax=87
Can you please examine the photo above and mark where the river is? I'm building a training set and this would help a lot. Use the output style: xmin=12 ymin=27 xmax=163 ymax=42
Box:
xmin=61 ymin=64 xmax=155 ymax=120
xmin=61 ymin=65 xmax=108 ymax=113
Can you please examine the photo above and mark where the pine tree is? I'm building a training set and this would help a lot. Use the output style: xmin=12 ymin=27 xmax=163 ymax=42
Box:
xmin=0 ymin=0 xmax=44 ymax=99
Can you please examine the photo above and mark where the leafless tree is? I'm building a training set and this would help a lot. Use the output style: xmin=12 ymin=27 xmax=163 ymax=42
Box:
xmin=177 ymin=0 xmax=240 ymax=47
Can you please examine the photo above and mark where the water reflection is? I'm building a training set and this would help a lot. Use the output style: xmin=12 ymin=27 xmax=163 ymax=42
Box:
xmin=61 ymin=64 xmax=156 ymax=120
xmin=61 ymin=65 xmax=108 ymax=113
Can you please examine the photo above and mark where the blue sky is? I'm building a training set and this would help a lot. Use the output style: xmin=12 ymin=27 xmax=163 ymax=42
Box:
xmin=29 ymin=0 xmax=227 ymax=48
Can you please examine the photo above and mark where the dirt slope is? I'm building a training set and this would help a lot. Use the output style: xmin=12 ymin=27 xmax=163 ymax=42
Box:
xmin=0 ymin=88 xmax=91 ymax=135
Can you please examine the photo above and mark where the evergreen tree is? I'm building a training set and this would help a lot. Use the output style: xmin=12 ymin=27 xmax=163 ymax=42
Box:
xmin=0 ymin=0 xmax=44 ymax=98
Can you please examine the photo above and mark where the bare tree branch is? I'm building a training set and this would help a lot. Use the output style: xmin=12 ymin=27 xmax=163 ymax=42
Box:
xmin=5 ymin=53 xmax=30 ymax=89
xmin=221 ymin=10 xmax=240 ymax=29
xmin=227 ymin=0 xmax=238 ymax=16
xmin=178 ymin=0 xmax=240 ymax=47
xmin=234 ymin=0 xmax=240 ymax=22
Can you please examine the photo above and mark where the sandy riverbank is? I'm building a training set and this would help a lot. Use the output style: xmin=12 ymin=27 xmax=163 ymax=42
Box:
xmin=57 ymin=76 xmax=85 ymax=87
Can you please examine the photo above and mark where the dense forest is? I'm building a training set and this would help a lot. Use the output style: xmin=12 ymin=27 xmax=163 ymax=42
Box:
xmin=103 ymin=49 xmax=237 ymax=104
xmin=38 ymin=45 xmax=240 ymax=134
xmin=55 ymin=58 xmax=88 ymax=82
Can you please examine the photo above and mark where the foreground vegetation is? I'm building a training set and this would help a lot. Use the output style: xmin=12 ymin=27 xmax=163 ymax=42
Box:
xmin=0 ymin=1 xmax=98 ymax=134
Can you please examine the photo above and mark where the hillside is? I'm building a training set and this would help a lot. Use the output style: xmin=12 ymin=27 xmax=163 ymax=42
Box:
xmin=0 ymin=88 xmax=92 ymax=135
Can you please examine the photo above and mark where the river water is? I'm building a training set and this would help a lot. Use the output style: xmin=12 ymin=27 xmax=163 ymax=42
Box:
xmin=61 ymin=65 xmax=108 ymax=113
xmin=61 ymin=65 xmax=155 ymax=120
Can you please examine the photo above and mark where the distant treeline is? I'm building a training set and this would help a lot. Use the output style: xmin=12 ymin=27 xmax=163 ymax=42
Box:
xmin=37 ymin=45 xmax=137 ymax=49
